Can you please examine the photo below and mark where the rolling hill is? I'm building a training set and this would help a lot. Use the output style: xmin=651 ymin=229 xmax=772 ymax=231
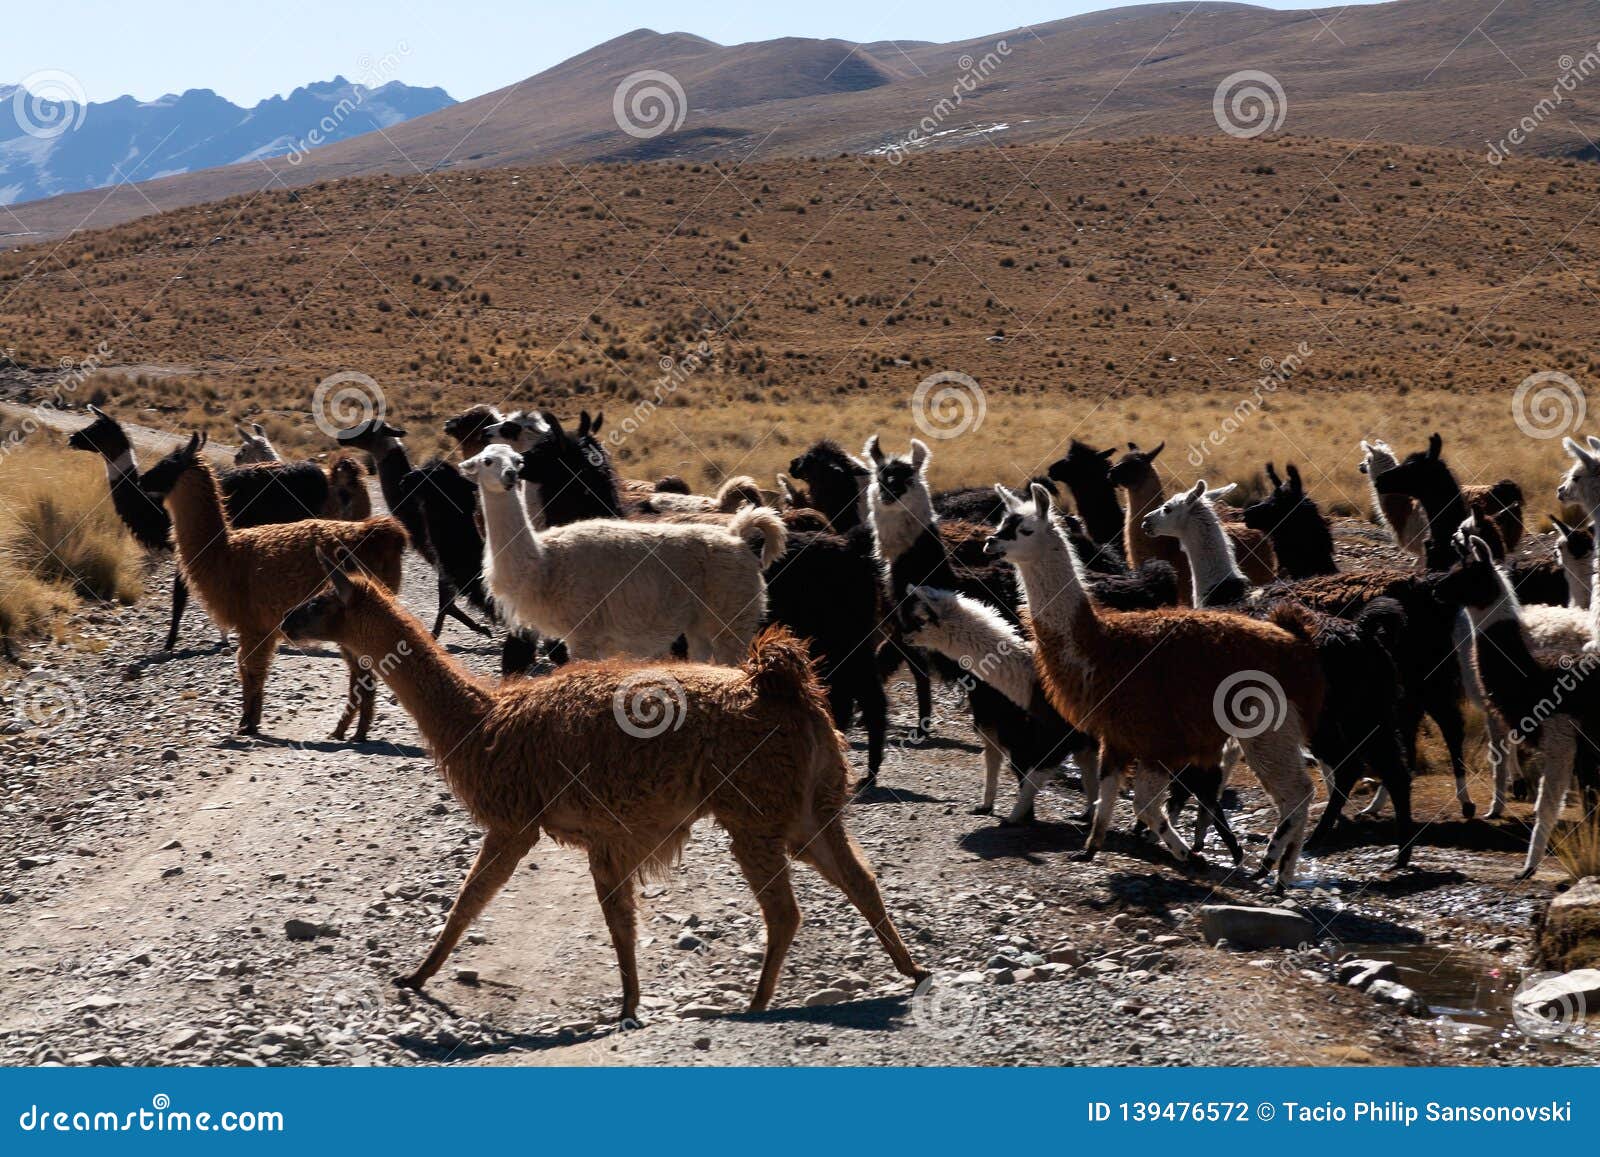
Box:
xmin=3 ymin=0 xmax=1595 ymax=247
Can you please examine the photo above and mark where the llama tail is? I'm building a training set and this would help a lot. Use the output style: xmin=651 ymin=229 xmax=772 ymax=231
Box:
xmin=716 ymin=474 xmax=764 ymax=513
xmin=1354 ymin=596 xmax=1406 ymax=652
xmin=1264 ymin=600 xmax=1318 ymax=644
xmin=742 ymin=625 xmax=823 ymax=702
xmin=730 ymin=504 xmax=789 ymax=568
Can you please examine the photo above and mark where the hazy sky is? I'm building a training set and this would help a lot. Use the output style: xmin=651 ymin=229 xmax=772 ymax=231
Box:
xmin=3 ymin=1 xmax=1385 ymax=106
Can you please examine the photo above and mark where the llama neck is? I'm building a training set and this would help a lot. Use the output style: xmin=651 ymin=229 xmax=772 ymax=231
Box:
xmin=1417 ymin=468 xmax=1469 ymax=566
xmin=1121 ymin=474 xmax=1166 ymax=561
xmin=871 ymin=485 xmax=937 ymax=562
xmin=1008 ymin=530 xmax=1095 ymax=664
xmin=372 ymin=439 xmax=413 ymax=511
xmin=1276 ymin=509 xmax=1339 ymax=578
xmin=1068 ymin=478 xmax=1125 ymax=548
xmin=477 ymin=484 xmax=544 ymax=570
xmin=166 ymin=466 xmax=234 ymax=572
xmin=1564 ymin=550 xmax=1594 ymax=610
xmin=346 ymin=603 xmax=494 ymax=763
xmin=1469 ymin=616 xmax=1551 ymax=739
xmin=104 ymin=447 xmax=138 ymax=480
xmin=919 ymin=606 xmax=1037 ymax=709
xmin=1172 ymin=504 xmax=1244 ymax=606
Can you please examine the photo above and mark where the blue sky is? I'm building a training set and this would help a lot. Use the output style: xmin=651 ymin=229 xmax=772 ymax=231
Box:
xmin=3 ymin=1 xmax=1385 ymax=106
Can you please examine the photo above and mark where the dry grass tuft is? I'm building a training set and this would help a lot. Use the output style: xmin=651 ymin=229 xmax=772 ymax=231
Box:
xmin=1552 ymin=810 xmax=1600 ymax=882
xmin=0 ymin=436 xmax=144 ymax=651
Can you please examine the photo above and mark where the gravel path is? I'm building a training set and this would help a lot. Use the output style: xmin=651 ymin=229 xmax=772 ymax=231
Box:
xmin=0 ymin=495 xmax=1585 ymax=1067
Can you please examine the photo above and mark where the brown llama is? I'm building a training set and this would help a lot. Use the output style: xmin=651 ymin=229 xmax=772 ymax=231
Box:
xmin=281 ymin=554 xmax=929 ymax=1020
xmin=140 ymin=433 xmax=407 ymax=740
xmin=1108 ymin=442 xmax=1275 ymax=603
xmin=324 ymin=454 xmax=373 ymax=521
xmin=988 ymin=484 xmax=1324 ymax=889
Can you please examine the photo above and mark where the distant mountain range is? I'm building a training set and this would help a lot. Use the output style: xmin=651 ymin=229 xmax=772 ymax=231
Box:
xmin=0 ymin=77 xmax=454 ymax=205
xmin=4 ymin=0 xmax=1597 ymax=246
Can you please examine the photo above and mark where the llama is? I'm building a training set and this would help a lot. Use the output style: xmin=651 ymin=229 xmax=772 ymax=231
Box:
xmin=1358 ymin=439 xmax=1428 ymax=562
xmin=788 ymin=440 xmax=874 ymax=533
xmin=899 ymin=586 xmax=1242 ymax=859
xmin=1437 ymin=537 xmax=1600 ymax=878
xmin=281 ymin=560 xmax=929 ymax=1018
xmin=139 ymin=433 xmax=406 ymax=739
xmin=639 ymin=476 xmax=765 ymax=515
xmin=1046 ymin=439 xmax=1128 ymax=559
xmin=1108 ymin=442 xmax=1275 ymax=604
xmin=1557 ymin=436 xmax=1600 ymax=647
xmin=234 ymin=422 xmax=282 ymax=465
xmin=335 ymin=419 xmax=490 ymax=639
xmin=988 ymin=483 xmax=1324 ymax=888
xmin=1371 ymin=432 xmax=1524 ymax=569
xmin=1241 ymin=463 xmax=1337 ymax=578
xmin=1142 ymin=480 xmax=1417 ymax=864
xmin=1504 ymin=517 xmax=1595 ymax=609
xmin=67 ymin=405 xmax=337 ymax=650
xmin=461 ymin=444 xmax=782 ymax=663
xmin=441 ymin=405 xmax=504 ymax=458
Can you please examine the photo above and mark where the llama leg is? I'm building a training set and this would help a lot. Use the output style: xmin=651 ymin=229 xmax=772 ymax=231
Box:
xmin=431 ymin=577 xmax=457 ymax=638
xmin=858 ymin=671 xmax=888 ymax=783
xmin=164 ymin=572 xmax=188 ymax=651
xmin=1194 ymin=767 xmax=1244 ymax=866
xmin=1385 ymin=763 xmax=1415 ymax=871
xmin=1071 ymin=750 xmax=1124 ymax=861
xmin=1427 ymin=693 xmax=1475 ymax=820
xmin=396 ymin=827 xmax=536 ymax=990
xmin=350 ymin=650 xmax=379 ymax=743
xmin=797 ymin=820 xmax=927 ymax=984
xmin=500 ymin=631 xmax=538 ymax=678
xmin=1305 ymin=759 xmax=1351 ymax=852
xmin=727 ymin=833 xmax=801 ymax=1012
xmin=1075 ymin=742 xmax=1101 ymax=823
xmin=233 ymin=632 xmax=277 ymax=735
xmin=1358 ymin=784 xmax=1389 ymax=817
xmin=974 ymin=725 xmax=1002 ymax=815
xmin=1518 ymin=726 xmax=1576 ymax=881
xmin=1241 ymin=719 xmax=1315 ymax=891
xmin=1005 ymin=762 xmax=1054 ymax=826
xmin=587 ymin=849 xmax=642 ymax=1023
xmin=332 ymin=647 xmax=364 ymax=740
xmin=1132 ymin=763 xmax=1194 ymax=865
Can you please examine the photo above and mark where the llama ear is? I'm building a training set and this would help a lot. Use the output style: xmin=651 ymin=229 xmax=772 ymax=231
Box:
xmin=865 ymin=435 xmax=885 ymax=466
xmin=1029 ymin=482 xmax=1054 ymax=514
xmin=1286 ymin=464 xmax=1302 ymax=492
xmin=539 ymin=410 xmax=563 ymax=439
xmin=909 ymin=439 xmax=930 ymax=470
xmin=1469 ymin=535 xmax=1494 ymax=564
xmin=1552 ymin=516 xmax=1573 ymax=536
xmin=1587 ymin=435 xmax=1600 ymax=453
xmin=1264 ymin=463 xmax=1281 ymax=488
xmin=252 ymin=423 xmax=266 ymax=436
xmin=577 ymin=411 xmax=592 ymax=438
xmin=1564 ymin=437 xmax=1598 ymax=468
xmin=994 ymin=483 xmax=1022 ymax=512
xmin=1187 ymin=479 xmax=1207 ymax=502
xmin=1427 ymin=432 xmax=1442 ymax=459
xmin=1205 ymin=483 xmax=1237 ymax=502
xmin=1359 ymin=440 xmax=1373 ymax=454
xmin=1148 ymin=441 xmax=1166 ymax=461
xmin=88 ymin=403 xmax=107 ymax=419
xmin=1098 ymin=446 xmax=1115 ymax=460
xmin=590 ymin=412 xmax=603 ymax=434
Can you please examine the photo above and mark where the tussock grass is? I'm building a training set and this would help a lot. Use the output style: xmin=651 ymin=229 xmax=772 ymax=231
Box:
xmin=1552 ymin=811 xmax=1600 ymax=882
xmin=0 ymin=436 xmax=144 ymax=652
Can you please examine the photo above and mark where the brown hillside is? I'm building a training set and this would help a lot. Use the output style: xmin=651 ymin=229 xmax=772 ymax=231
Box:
xmin=6 ymin=0 xmax=1598 ymax=246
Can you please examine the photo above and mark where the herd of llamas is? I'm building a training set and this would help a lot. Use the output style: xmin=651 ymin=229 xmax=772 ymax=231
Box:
xmin=53 ymin=400 xmax=1600 ymax=1022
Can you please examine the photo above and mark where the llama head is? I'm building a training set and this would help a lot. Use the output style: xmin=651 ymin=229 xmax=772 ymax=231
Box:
xmin=282 ymin=546 xmax=368 ymax=644
xmin=140 ymin=431 xmax=209 ymax=499
xmin=233 ymin=422 xmax=277 ymax=465
xmin=1141 ymin=480 xmax=1233 ymax=539
xmin=442 ymin=405 xmax=504 ymax=456
xmin=787 ymin=440 xmax=871 ymax=529
xmin=1372 ymin=432 xmax=1446 ymax=498
xmin=516 ymin=410 xmax=607 ymax=488
xmin=334 ymin=418 xmax=408 ymax=456
xmin=1435 ymin=535 xmax=1513 ymax=621
xmin=1241 ymin=462 xmax=1310 ymax=532
xmin=1357 ymin=438 xmax=1399 ymax=476
xmin=985 ymin=482 xmax=1059 ymax=563
xmin=66 ymin=404 xmax=133 ymax=463
xmin=897 ymin=584 xmax=959 ymax=642
xmin=864 ymin=435 xmax=931 ymax=504
xmin=1557 ymin=437 xmax=1600 ymax=510
xmin=1551 ymin=516 xmax=1595 ymax=570
xmin=1107 ymin=441 xmax=1165 ymax=491
xmin=1046 ymin=440 xmax=1117 ymax=490
xmin=490 ymin=411 xmax=550 ymax=452
xmin=459 ymin=444 xmax=525 ymax=492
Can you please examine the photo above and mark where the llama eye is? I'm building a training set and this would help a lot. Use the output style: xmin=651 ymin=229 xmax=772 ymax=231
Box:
xmin=1019 ymin=527 xmax=1033 ymax=536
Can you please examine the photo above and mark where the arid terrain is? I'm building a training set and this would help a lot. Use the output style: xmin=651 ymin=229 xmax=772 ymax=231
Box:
xmin=0 ymin=420 xmax=1593 ymax=1067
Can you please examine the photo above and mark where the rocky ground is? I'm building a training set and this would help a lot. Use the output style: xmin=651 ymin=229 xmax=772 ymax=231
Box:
xmin=0 ymin=443 xmax=1595 ymax=1067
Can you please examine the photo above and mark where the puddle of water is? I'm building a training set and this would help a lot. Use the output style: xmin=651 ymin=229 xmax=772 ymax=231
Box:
xmin=1338 ymin=943 xmax=1598 ymax=1055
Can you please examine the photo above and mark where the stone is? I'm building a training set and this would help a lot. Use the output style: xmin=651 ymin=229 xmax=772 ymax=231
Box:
xmin=1336 ymin=959 xmax=1399 ymax=990
xmin=1538 ymin=879 xmax=1600 ymax=971
xmin=453 ymin=969 xmax=479 ymax=986
xmin=284 ymin=918 xmax=336 ymax=941
xmin=803 ymin=988 xmax=849 ymax=1007
xmin=1513 ymin=968 xmax=1600 ymax=1021
xmin=163 ymin=1029 xmax=202 ymax=1049
xmin=1198 ymin=905 xmax=1315 ymax=950
xmin=1046 ymin=945 xmax=1085 ymax=966
xmin=675 ymin=933 xmax=704 ymax=951
xmin=693 ymin=1036 xmax=711 ymax=1051
xmin=676 ymin=1004 xmax=724 ymax=1019
xmin=1366 ymin=979 xmax=1430 ymax=1016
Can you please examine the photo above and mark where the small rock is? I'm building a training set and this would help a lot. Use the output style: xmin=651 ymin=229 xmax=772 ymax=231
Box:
xmin=284 ymin=918 xmax=333 ymax=942
xmin=1046 ymin=945 xmax=1085 ymax=966
xmin=675 ymin=933 xmax=704 ymax=951
xmin=1514 ymin=968 xmax=1600 ymax=1020
xmin=1336 ymin=959 xmax=1399 ymax=990
xmin=693 ymin=1036 xmax=711 ymax=1051
xmin=803 ymin=988 xmax=849 ymax=1007
xmin=1198 ymin=905 xmax=1315 ymax=950
xmin=159 ymin=839 xmax=181 ymax=851
xmin=1366 ymin=979 xmax=1430 ymax=1016
xmin=676 ymin=1004 xmax=724 ymax=1019
xmin=161 ymin=866 xmax=183 ymax=879
xmin=453 ymin=969 xmax=479 ymax=986
xmin=161 ymin=749 xmax=180 ymax=763
xmin=797 ymin=1033 xmax=829 ymax=1047
xmin=163 ymin=1028 xmax=202 ymax=1049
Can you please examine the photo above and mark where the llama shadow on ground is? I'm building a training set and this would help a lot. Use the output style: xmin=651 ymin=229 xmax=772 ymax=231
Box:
xmin=127 ymin=642 xmax=229 ymax=673
xmin=1310 ymin=814 xmax=1530 ymax=856
xmin=220 ymin=734 xmax=428 ymax=759
xmin=851 ymin=780 xmax=948 ymax=806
